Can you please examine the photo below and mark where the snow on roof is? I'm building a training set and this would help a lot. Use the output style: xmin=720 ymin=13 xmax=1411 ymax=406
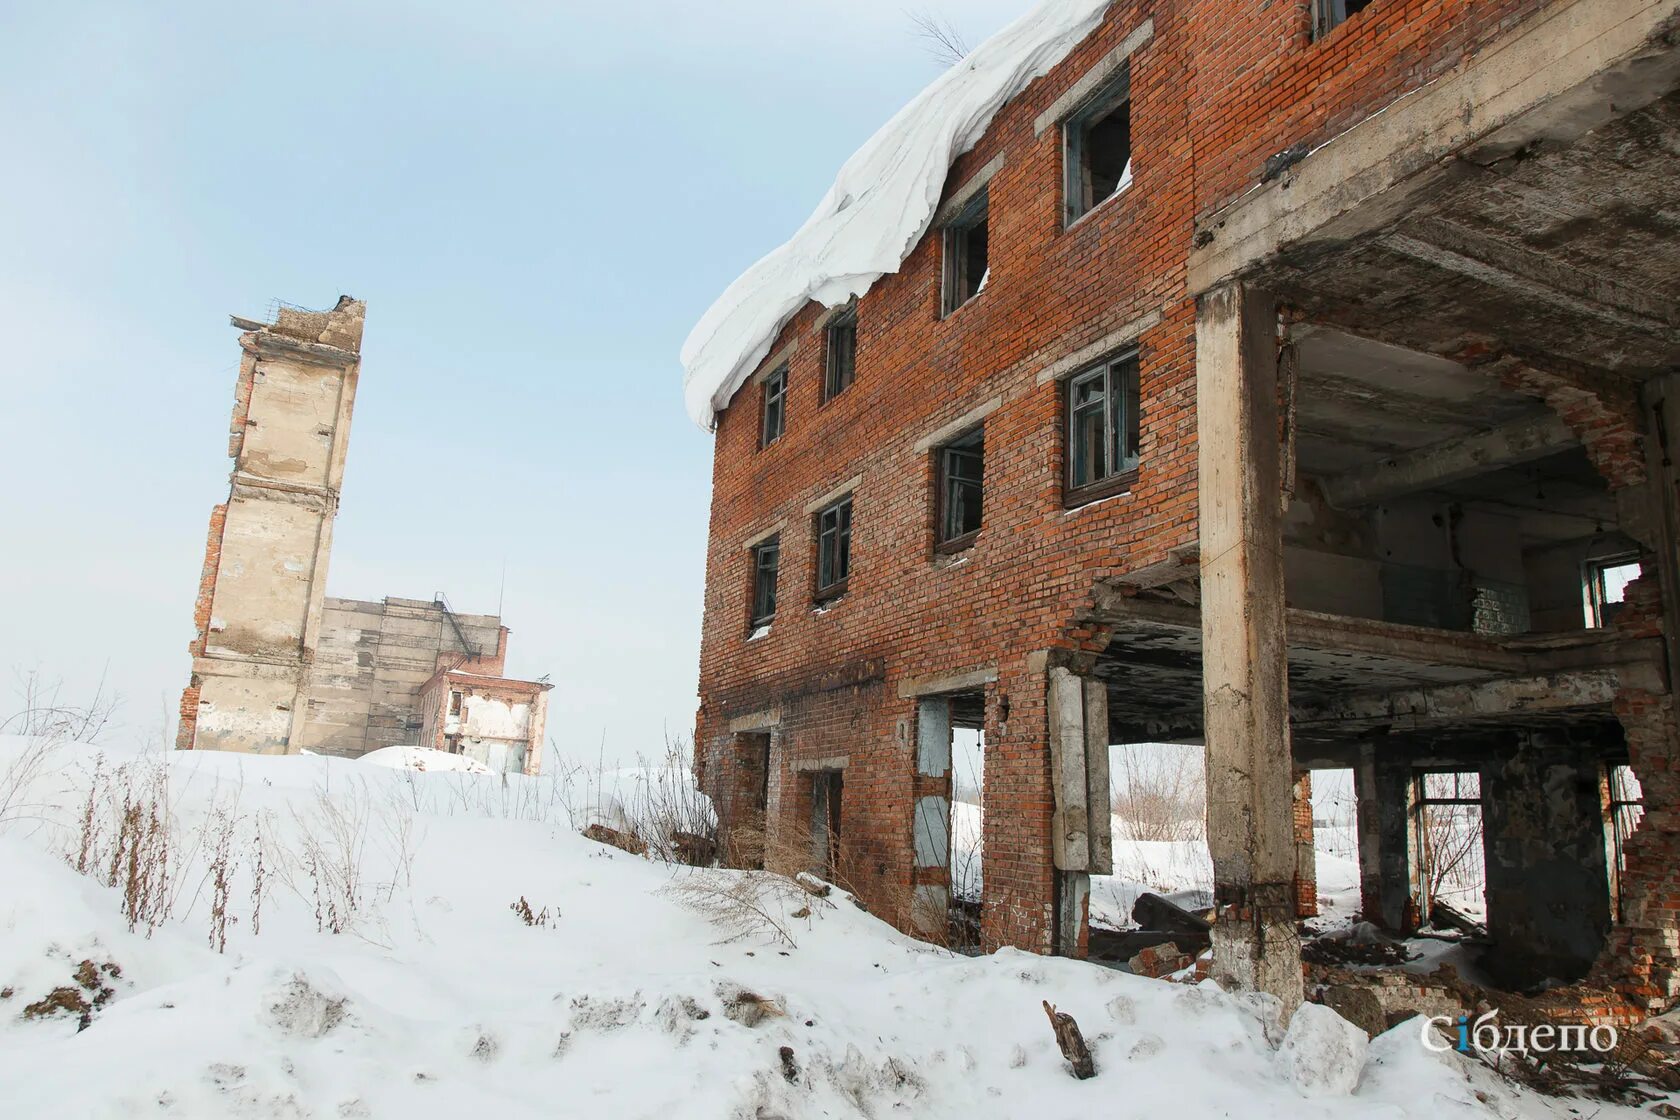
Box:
xmin=680 ymin=0 xmax=1114 ymax=429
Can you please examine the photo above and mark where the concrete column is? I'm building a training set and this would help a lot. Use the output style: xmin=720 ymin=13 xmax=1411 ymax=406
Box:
xmin=1195 ymin=280 xmax=1303 ymax=1010
xmin=1353 ymin=744 xmax=1417 ymax=932
xmin=1482 ymin=734 xmax=1612 ymax=987
xmin=1046 ymin=666 xmax=1113 ymax=957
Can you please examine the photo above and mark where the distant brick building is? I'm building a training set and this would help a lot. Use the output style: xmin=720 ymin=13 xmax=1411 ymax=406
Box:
xmin=690 ymin=0 xmax=1680 ymax=1015
xmin=178 ymin=298 xmax=550 ymax=773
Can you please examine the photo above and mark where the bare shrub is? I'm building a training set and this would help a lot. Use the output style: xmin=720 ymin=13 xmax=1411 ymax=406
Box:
xmin=66 ymin=757 xmax=174 ymax=936
xmin=284 ymin=786 xmax=371 ymax=936
xmin=663 ymin=869 xmax=826 ymax=950
xmin=2 ymin=668 xmax=119 ymax=743
xmin=1111 ymin=744 xmax=1206 ymax=844
xmin=907 ymin=8 xmax=971 ymax=67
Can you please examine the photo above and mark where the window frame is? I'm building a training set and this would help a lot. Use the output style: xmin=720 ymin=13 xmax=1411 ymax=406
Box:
xmin=1583 ymin=553 xmax=1642 ymax=628
xmin=760 ymin=363 xmax=788 ymax=448
xmin=940 ymin=188 xmax=990 ymax=318
xmin=814 ymin=496 xmax=853 ymax=601
xmin=749 ymin=535 xmax=781 ymax=630
xmin=1312 ymin=0 xmax=1376 ymax=40
xmin=1062 ymin=66 xmax=1132 ymax=227
xmin=935 ymin=426 xmax=985 ymax=554
xmin=1063 ymin=348 xmax=1141 ymax=507
xmin=823 ymin=307 xmax=858 ymax=404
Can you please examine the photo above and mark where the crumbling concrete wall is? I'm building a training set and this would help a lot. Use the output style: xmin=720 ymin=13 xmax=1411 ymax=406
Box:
xmin=179 ymin=298 xmax=365 ymax=755
xmin=1482 ymin=733 xmax=1613 ymax=988
xmin=299 ymin=597 xmax=505 ymax=758
xmin=417 ymin=670 xmax=550 ymax=776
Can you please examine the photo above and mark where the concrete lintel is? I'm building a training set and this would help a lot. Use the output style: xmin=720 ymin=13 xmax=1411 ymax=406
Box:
xmin=1034 ymin=17 xmax=1155 ymax=136
xmin=789 ymin=754 xmax=848 ymax=773
xmin=898 ymin=665 xmax=998 ymax=699
xmin=934 ymin=153 xmax=1006 ymax=227
xmin=811 ymin=297 xmax=858 ymax=334
xmin=755 ymin=337 xmax=799 ymax=384
xmin=743 ymin=520 xmax=786 ymax=550
xmin=1187 ymin=0 xmax=1680 ymax=294
xmin=803 ymin=474 xmax=863 ymax=515
xmin=727 ymin=707 xmax=781 ymax=733
xmin=911 ymin=396 xmax=1003 ymax=454
xmin=1034 ymin=308 xmax=1162 ymax=385
xmin=1290 ymin=666 xmax=1629 ymax=729
xmin=1320 ymin=412 xmax=1578 ymax=508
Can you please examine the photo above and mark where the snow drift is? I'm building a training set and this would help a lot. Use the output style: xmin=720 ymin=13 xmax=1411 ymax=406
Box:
xmin=0 ymin=734 xmax=1626 ymax=1118
xmin=680 ymin=0 xmax=1115 ymax=429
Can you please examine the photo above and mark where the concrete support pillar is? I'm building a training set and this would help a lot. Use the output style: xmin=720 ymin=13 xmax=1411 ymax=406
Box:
xmin=1047 ymin=666 xmax=1113 ymax=958
xmin=1353 ymin=744 xmax=1418 ymax=933
xmin=1195 ymin=280 xmax=1304 ymax=1011
xmin=1483 ymin=734 xmax=1612 ymax=988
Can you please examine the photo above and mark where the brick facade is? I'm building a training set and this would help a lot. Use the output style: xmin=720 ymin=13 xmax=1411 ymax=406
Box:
xmin=694 ymin=0 xmax=1647 ymax=964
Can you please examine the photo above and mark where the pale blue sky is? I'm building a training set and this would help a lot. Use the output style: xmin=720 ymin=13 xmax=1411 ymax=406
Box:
xmin=0 ymin=0 xmax=1029 ymax=758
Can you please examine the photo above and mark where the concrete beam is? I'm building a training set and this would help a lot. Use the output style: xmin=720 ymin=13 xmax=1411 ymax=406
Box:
xmin=1195 ymin=280 xmax=1304 ymax=1011
xmin=1187 ymin=0 xmax=1680 ymax=294
xmin=1320 ymin=412 xmax=1578 ymax=509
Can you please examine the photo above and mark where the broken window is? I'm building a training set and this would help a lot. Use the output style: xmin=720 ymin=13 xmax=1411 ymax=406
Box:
xmin=941 ymin=188 xmax=989 ymax=316
xmin=448 ymin=690 xmax=463 ymax=716
xmin=1313 ymin=0 xmax=1376 ymax=39
xmin=936 ymin=427 xmax=984 ymax=551
xmin=750 ymin=536 xmax=780 ymax=628
xmin=761 ymin=363 xmax=788 ymax=447
xmin=1063 ymin=66 xmax=1132 ymax=224
xmin=815 ymin=497 xmax=852 ymax=599
xmin=1065 ymin=350 xmax=1141 ymax=503
xmin=1584 ymin=554 xmax=1641 ymax=628
xmin=1413 ymin=770 xmax=1486 ymax=925
xmin=824 ymin=307 xmax=857 ymax=402
xmin=1606 ymin=763 xmax=1645 ymax=922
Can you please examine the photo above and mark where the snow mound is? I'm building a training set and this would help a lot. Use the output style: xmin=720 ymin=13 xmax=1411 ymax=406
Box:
xmin=680 ymin=0 xmax=1114 ymax=428
xmin=360 ymin=744 xmax=492 ymax=774
xmin=0 ymin=735 xmax=1607 ymax=1118
xmin=1276 ymin=1002 xmax=1369 ymax=1097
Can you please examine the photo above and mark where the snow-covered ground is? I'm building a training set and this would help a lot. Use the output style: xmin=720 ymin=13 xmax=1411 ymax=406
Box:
xmin=0 ymin=734 xmax=1643 ymax=1118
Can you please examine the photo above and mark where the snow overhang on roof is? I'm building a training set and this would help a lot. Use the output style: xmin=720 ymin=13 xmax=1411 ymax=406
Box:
xmin=680 ymin=0 xmax=1114 ymax=430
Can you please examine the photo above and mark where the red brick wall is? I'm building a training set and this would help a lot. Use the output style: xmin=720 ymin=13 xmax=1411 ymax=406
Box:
xmin=176 ymin=501 xmax=229 ymax=750
xmin=1293 ymin=771 xmax=1318 ymax=919
xmin=696 ymin=0 xmax=1558 ymax=949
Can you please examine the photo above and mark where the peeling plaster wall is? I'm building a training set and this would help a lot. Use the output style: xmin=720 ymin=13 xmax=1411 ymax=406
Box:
xmin=182 ymin=299 xmax=364 ymax=756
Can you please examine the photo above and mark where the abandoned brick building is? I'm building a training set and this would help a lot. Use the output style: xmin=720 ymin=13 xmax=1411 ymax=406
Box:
xmin=687 ymin=0 xmax=1680 ymax=1018
xmin=178 ymin=298 xmax=551 ymax=774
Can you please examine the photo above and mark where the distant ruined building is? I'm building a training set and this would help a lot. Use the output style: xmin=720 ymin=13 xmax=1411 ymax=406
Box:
xmin=178 ymin=297 xmax=551 ymax=774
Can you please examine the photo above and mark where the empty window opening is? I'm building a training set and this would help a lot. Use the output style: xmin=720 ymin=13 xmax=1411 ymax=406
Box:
xmin=1414 ymin=770 xmax=1487 ymax=925
xmin=1093 ymin=742 xmax=1211 ymax=934
xmin=815 ymin=496 xmax=852 ymax=600
xmin=1066 ymin=350 xmax=1141 ymax=503
xmin=810 ymin=769 xmax=843 ymax=881
xmin=1063 ymin=67 xmax=1131 ymax=224
xmin=941 ymin=188 xmax=989 ymax=316
xmin=1313 ymin=0 xmax=1376 ymax=39
xmin=936 ymin=427 xmax=984 ymax=551
xmin=444 ymin=734 xmax=462 ymax=755
xmin=750 ymin=536 xmax=780 ymax=630
xmin=761 ymin=364 xmax=788 ymax=447
xmin=1606 ymin=763 xmax=1645 ymax=923
xmin=824 ymin=308 xmax=857 ymax=402
xmin=1585 ymin=554 xmax=1641 ymax=628
xmin=448 ymin=689 xmax=463 ymax=716
xmin=1309 ymin=768 xmax=1361 ymax=923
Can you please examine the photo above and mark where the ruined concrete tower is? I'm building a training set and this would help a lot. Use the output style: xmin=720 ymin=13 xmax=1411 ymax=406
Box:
xmin=177 ymin=297 xmax=366 ymax=753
